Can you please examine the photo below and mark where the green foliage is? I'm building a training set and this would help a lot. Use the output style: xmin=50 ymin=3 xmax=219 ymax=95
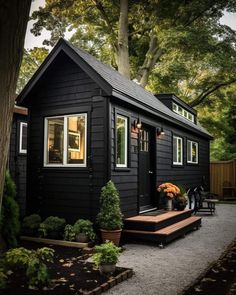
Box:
xmin=4 ymin=247 xmax=54 ymax=288
xmin=0 ymin=171 xmax=20 ymax=248
xmin=92 ymin=241 xmax=121 ymax=267
xmin=0 ymin=269 xmax=7 ymax=290
xmin=39 ymin=216 xmax=66 ymax=239
xmin=22 ymin=214 xmax=42 ymax=236
xmin=97 ymin=180 xmax=123 ymax=230
xmin=73 ymin=219 xmax=96 ymax=241
xmin=64 ymin=224 xmax=75 ymax=241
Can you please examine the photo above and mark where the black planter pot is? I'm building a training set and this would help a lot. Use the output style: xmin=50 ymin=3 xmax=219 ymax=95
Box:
xmin=175 ymin=202 xmax=186 ymax=211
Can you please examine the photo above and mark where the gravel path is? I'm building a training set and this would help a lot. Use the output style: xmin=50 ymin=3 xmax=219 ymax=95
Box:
xmin=107 ymin=205 xmax=236 ymax=295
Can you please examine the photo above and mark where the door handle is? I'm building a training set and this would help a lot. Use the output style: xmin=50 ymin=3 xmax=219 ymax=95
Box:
xmin=149 ymin=170 xmax=153 ymax=174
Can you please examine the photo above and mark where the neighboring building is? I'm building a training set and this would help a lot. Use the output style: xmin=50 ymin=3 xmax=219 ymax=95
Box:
xmin=17 ymin=39 xmax=212 ymax=222
xmin=8 ymin=106 xmax=28 ymax=215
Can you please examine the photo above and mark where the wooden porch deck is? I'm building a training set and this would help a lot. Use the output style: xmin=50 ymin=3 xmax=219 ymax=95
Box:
xmin=123 ymin=209 xmax=201 ymax=248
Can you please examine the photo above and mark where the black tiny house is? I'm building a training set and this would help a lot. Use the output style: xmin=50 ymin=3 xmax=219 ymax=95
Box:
xmin=17 ymin=39 xmax=212 ymax=222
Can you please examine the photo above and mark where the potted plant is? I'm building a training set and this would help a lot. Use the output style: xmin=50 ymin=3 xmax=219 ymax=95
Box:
xmin=174 ymin=185 xmax=188 ymax=211
xmin=157 ymin=183 xmax=180 ymax=211
xmin=92 ymin=241 xmax=121 ymax=274
xmin=39 ymin=216 xmax=66 ymax=239
xmin=73 ymin=219 xmax=96 ymax=243
xmin=22 ymin=214 xmax=41 ymax=237
xmin=97 ymin=180 xmax=123 ymax=246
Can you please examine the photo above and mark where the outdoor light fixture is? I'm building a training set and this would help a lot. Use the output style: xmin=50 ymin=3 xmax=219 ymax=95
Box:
xmin=157 ymin=127 xmax=165 ymax=136
xmin=134 ymin=118 xmax=142 ymax=130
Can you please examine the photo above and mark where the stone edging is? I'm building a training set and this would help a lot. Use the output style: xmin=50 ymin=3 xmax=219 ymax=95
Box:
xmin=83 ymin=268 xmax=134 ymax=295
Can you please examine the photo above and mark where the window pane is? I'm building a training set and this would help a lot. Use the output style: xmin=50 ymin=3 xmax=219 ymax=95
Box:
xmin=116 ymin=116 xmax=127 ymax=166
xmin=177 ymin=138 xmax=182 ymax=163
xmin=173 ymin=137 xmax=177 ymax=163
xmin=67 ymin=115 xmax=86 ymax=164
xmin=187 ymin=141 xmax=191 ymax=162
xmin=173 ymin=103 xmax=177 ymax=112
xmin=192 ymin=142 xmax=197 ymax=163
xmin=47 ymin=118 xmax=64 ymax=164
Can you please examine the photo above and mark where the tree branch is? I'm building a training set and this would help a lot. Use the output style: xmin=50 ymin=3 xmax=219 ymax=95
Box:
xmin=190 ymin=79 xmax=236 ymax=107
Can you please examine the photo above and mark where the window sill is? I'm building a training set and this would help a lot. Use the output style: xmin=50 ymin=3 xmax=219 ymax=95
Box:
xmin=172 ymin=164 xmax=184 ymax=168
xmin=114 ymin=167 xmax=131 ymax=172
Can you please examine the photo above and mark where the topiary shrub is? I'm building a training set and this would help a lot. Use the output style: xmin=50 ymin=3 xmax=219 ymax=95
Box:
xmin=22 ymin=214 xmax=41 ymax=237
xmin=0 ymin=171 xmax=20 ymax=248
xmin=97 ymin=180 xmax=123 ymax=230
xmin=39 ymin=216 xmax=66 ymax=239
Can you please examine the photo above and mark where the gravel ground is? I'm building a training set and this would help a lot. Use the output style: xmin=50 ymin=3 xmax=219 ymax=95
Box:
xmin=107 ymin=205 xmax=236 ymax=295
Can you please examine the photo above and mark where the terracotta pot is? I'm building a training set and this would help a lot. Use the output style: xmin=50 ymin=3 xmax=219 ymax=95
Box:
xmin=75 ymin=233 xmax=89 ymax=243
xmin=100 ymin=229 xmax=122 ymax=246
xmin=99 ymin=264 xmax=116 ymax=274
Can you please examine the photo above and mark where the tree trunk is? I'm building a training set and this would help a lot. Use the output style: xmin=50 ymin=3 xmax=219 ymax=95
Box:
xmin=117 ymin=0 xmax=130 ymax=78
xmin=0 ymin=0 xmax=31 ymax=215
xmin=137 ymin=33 xmax=163 ymax=87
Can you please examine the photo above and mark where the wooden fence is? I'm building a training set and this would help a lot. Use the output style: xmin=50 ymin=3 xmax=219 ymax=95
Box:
xmin=210 ymin=160 xmax=236 ymax=198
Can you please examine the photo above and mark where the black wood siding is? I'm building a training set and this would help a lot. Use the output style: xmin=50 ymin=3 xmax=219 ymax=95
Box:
xmin=9 ymin=113 xmax=27 ymax=216
xmin=110 ymin=100 xmax=210 ymax=218
xmin=26 ymin=52 xmax=107 ymax=222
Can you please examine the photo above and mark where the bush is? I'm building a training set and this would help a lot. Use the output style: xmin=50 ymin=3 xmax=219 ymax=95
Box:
xmin=0 ymin=269 xmax=7 ymax=290
xmin=64 ymin=224 xmax=75 ymax=241
xmin=97 ymin=180 xmax=123 ymax=230
xmin=0 ymin=171 xmax=20 ymax=248
xmin=39 ymin=216 xmax=66 ymax=239
xmin=92 ymin=241 xmax=121 ymax=267
xmin=73 ymin=219 xmax=96 ymax=241
xmin=4 ymin=247 xmax=54 ymax=288
xmin=22 ymin=214 xmax=41 ymax=236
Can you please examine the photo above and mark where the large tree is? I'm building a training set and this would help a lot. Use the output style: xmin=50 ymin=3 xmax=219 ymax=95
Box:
xmin=30 ymin=0 xmax=236 ymax=105
xmin=0 ymin=0 xmax=32 ymax=214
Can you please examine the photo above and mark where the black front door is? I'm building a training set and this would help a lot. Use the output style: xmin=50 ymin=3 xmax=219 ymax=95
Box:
xmin=139 ymin=126 xmax=155 ymax=212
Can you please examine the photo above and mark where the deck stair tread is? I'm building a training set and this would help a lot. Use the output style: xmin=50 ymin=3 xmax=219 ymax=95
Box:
xmin=125 ymin=209 xmax=192 ymax=223
xmin=123 ymin=216 xmax=201 ymax=236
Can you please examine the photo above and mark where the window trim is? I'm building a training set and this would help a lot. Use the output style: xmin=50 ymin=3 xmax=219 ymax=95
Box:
xmin=187 ymin=140 xmax=199 ymax=164
xmin=116 ymin=114 xmax=128 ymax=168
xmin=19 ymin=122 xmax=27 ymax=154
xmin=173 ymin=135 xmax=183 ymax=166
xmin=44 ymin=113 xmax=87 ymax=167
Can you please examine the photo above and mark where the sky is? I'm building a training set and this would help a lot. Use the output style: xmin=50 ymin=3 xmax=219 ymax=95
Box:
xmin=24 ymin=0 xmax=236 ymax=50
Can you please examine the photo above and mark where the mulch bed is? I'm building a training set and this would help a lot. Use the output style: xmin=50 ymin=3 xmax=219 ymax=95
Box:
xmin=182 ymin=240 xmax=236 ymax=295
xmin=4 ymin=241 xmax=133 ymax=295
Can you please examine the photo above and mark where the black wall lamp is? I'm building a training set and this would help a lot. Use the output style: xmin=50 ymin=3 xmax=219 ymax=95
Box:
xmin=134 ymin=117 xmax=142 ymax=130
xmin=157 ymin=127 xmax=165 ymax=136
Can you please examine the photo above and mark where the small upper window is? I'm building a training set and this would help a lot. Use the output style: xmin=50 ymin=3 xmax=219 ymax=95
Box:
xmin=173 ymin=136 xmax=183 ymax=165
xmin=19 ymin=122 xmax=27 ymax=154
xmin=116 ymin=115 xmax=128 ymax=167
xmin=172 ymin=102 xmax=194 ymax=123
xmin=187 ymin=140 xmax=198 ymax=164
xmin=44 ymin=114 xmax=87 ymax=167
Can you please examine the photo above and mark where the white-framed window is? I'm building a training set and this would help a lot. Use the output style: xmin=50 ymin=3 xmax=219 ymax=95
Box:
xmin=187 ymin=140 xmax=198 ymax=164
xmin=172 ymin=102 xmax=195 ymax=123
xmin=173 ymin=136 xmax=183 ymax=165
xmin=19 ymin=122 xmax=27 ymax=154
xmin=116 ymin=115 xmax=128 ymax=167
xmin=44 ymin=113 xmax=87 ymax=167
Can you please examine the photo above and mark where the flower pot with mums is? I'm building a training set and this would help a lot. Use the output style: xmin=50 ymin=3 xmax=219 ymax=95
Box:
xmin=97 ymin=180 xmax=123 ymax=246
xmin=157 ymin=183 xmax=180 ymax=211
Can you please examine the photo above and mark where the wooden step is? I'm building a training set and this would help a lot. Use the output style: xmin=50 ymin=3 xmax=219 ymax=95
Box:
xmin=124 ymin=209 xmax=192 ymax=231
xmin=123 ymin=216 xmax=201 ymax=247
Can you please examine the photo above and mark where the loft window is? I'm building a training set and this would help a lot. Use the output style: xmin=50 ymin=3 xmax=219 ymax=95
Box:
xmin=19 ymin=122 xmax=27 ymax=154
xmin=44 ymin=114 xmax=87 ymax=167
xmin=187 ymin=140 xmax=198 ymax=164
xmin=172 ymin=102 xmax=194 ymax=123
xmin=116 ymin=115 xmax=128 ymax=167
xmin=173 ymin=136 xmax=183 ymax=165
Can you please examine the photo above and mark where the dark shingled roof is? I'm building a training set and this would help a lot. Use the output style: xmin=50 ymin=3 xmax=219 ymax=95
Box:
xmin=17 ymin=38 xmax=212 ymax=138
xmin=66 ymin=40 xmax=212 ymax=138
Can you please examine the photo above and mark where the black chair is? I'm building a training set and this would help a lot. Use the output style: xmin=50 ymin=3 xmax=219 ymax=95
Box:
xmin=193 ymin=186 xmax=219 ymax=215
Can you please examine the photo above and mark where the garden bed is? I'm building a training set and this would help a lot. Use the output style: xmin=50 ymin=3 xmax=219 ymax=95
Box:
xmin=5 ymin=241 xmax=133 ymax=295
xmin=182 ymin=240 xmax=236 ymax=295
